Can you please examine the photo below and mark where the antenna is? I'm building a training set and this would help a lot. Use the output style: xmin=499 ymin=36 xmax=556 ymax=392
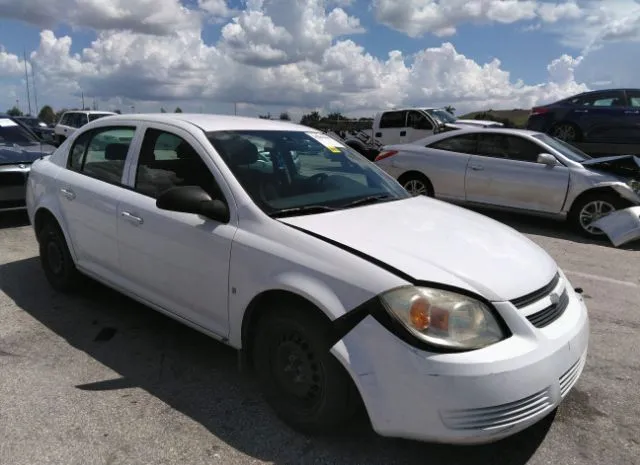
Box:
xmin=23 ymin=49 xmax=32 ymax=115
xmin=31 ymin=57 xmax=39 ymax=115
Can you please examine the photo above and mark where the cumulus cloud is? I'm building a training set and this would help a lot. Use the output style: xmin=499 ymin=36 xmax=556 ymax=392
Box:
xmin=0 ymin=46 xmax=30 ymax=76
xmin=0 ymin=0 xmax=199 ymax=35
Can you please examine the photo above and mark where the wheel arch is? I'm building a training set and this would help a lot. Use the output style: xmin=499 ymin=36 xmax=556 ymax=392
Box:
xmin=33 ymin=206 xmax=78 ymax=261
xmin=569 ymin=185 xmax=635 ymax=213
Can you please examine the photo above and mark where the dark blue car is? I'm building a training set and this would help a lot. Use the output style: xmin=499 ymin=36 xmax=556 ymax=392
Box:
xmin=526 ymin=88 xmax=640 ymax=144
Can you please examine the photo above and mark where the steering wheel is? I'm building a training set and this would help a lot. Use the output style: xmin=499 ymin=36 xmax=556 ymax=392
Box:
xmin=308 ymin=173 xmax=329 ymax=189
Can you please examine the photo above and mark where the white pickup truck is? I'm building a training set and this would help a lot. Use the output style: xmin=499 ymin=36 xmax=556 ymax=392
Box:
xmin=325 ymin=107 xmax=503 ymax=160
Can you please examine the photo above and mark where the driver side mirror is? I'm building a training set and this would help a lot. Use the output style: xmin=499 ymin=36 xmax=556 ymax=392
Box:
xmin=156 ymin=185 xmax=230 ymax=223
xmin=537 ymin=153 xmax=559 ymax=166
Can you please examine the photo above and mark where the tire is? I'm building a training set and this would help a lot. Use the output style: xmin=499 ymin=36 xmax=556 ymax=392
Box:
xmin=568 ymin=192 xmax=631 ymax=238
xmin=252 ymin=306 xmax=359 ymax=434
xmin=38 ymin=220 xmax=83 ymax=292
xmin=399 ymin=172 xmax=434 ymax=197
xmin=551 ymin=122 xmax=581 ymax=143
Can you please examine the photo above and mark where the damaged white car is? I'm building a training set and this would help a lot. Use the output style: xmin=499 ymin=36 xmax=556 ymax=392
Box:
xmin=374 ymin=129 xmax=640 ymax=238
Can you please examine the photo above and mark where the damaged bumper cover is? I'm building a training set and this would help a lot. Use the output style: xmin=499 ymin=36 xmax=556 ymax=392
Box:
xmin=592 ymin=206 xmax=640 ymax=247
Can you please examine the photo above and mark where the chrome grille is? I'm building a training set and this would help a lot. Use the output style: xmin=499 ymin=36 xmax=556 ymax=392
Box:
xmin=511 ymin=273 xmax=560 ymax=309
xmin=526 ymin=289 xmax=570 ymax=328
xmin=441 ymin=388 xmax=552 ymax=430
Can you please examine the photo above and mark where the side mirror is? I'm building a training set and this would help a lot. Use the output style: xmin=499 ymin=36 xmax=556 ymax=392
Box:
xmin=537 ymin=153 xmax=559 ymax=166
xmin=156 ymin=186 xmax=230 ymax=223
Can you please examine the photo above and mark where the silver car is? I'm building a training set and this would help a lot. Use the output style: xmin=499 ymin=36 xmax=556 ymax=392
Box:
xmin=374 ymin=127 xmax=640 ymax=238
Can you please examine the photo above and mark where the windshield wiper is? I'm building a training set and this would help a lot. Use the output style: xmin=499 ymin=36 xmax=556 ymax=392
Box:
xmin=269 ymin=205 xmax=337 ymax=218
xmin=341 ymin=194 xmax=392 ymax=208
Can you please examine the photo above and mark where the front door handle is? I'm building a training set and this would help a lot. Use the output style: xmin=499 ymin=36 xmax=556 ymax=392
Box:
xmin=60 ymin=188 xmax=76 ymax=200
xmin=574 ymin=109 xmax=589 ymax=113
xmin=121 ymin=211 xmax=144 ymax=225
xmin=624 ymin=110 xmax=639 ymax=114
xmin=470 ymin=165 xmax=484 ymax=171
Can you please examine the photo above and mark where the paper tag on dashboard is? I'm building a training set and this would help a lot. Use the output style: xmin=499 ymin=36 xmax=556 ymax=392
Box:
xmin=0 ymin=118 xmax=19 ymax=127
xmin=306 ymin=132 xmax=346 ymax=152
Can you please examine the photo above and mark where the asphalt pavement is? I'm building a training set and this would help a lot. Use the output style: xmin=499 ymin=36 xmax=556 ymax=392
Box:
xmin=0 ymin=209 xmax=639 ymax=465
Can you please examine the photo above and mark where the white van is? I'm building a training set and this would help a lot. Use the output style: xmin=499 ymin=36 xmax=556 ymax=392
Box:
xmin=54 ymin=110 xmax=117 ymax=145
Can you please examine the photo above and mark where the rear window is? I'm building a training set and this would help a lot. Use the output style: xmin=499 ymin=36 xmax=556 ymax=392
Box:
xmin=89 ymin=113 xmax=113 ymax=122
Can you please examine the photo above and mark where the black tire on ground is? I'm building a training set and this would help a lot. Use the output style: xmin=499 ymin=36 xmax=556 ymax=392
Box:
xmin=38 ymin=220 xmax=83 ymax=292
xmin=551 ymin=122 xmax=581 ymax=143
xmin=398 ymin=172 xmax=434 ymax=197
xmin=252 ymin=305 xmax=359 ymax=434
xmin=568 ymin=192 xmax=631 ymax=238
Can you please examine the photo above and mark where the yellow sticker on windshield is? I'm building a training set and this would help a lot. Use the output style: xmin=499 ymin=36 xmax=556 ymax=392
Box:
xmin=327 ymin=146 xmax=341 ymax=153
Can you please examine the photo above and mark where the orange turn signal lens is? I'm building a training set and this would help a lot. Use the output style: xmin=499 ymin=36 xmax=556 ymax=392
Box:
xmin=409 ymin=296 xmax=431 ymax=330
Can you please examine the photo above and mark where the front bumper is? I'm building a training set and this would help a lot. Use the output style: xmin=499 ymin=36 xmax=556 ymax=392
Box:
xmin=331 ymin=280 xmax=589 ymax=444
xmin=0 ymin=164 xmax=30 ymax=212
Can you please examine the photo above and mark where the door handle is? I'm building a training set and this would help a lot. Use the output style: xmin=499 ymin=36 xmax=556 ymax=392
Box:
xmin=470 ymin=165 xmax=484 ymax=171
xmin=60 ymin=188 xmax=76 ymax=200
xmin=574 ymin=109 xmax=589 ymax=113
xmin=121 ymin=211 xmax=144 ymax=225
xmin=624 ymin=110 xmax=639 ymax=114
xmin=400 ymin=131 xmax=406 ymax=136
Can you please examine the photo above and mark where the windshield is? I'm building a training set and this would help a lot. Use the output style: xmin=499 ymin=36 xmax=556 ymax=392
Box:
xmin=532 ymin=133 xmax=592 ymax=162
xmin=0 ymin=119 xmax=39 ymax=144
xmin=88 ymin=113 xmax=113 ymax=122
xmin=424 ymin=109 xmax=457 ymax=124
xmin=206 ymin=129 xmax=410 ymax=216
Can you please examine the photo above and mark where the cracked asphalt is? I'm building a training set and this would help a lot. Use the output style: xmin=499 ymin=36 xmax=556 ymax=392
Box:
xmin=1 ymin=209 xmax=639 ymax=465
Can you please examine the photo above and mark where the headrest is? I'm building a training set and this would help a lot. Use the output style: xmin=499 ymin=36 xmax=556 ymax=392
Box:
xmin=218 ymin=137 xmax=259 ymax=166
xmin=104 ymin=143 xmax=129 ymax=161
xmin=175 ymin=141 xmax=198 ymax=160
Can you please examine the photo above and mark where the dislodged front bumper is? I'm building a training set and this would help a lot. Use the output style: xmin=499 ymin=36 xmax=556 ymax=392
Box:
xmin=592 ymin=206 xmax=640 ymax=247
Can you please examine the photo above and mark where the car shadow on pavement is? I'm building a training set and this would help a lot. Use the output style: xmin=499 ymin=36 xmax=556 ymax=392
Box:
xmin=0 ymin=211 xmax=30 ymax=230
xmin=473 ymin=208 xmax=640 ymax=251
xmin=0 ymin=256 xmax=555 ymax=465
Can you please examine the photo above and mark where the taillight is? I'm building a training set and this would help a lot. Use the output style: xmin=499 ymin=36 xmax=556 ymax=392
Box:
xmin=530 ymin=106 xmax=549 ymax=116
xmin=374 ymin=150 xmax=399 ymax=162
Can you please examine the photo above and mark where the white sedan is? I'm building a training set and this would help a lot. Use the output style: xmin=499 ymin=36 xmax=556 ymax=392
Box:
xmin=26 ymin=113 xmax=589 ymax=444
xmin=374 ymin=127 xmax=640 ymax=238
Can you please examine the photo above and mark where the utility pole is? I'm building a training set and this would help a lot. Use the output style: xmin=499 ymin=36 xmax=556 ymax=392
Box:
xmin=23 ymin=50 xmax=32 ymax=115
xmin=81 ymin=91 xmax=85 ymax=110
xmin=31 ymin=58 xmax=39 ymax=115
xmin=234 ymin=102 xmax=237 ymax=115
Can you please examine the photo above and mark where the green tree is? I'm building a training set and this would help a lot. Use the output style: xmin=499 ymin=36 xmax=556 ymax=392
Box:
xmin=6 ymin=106 xmax=22 ymax=116
xmin=279 ymin=112 xmax=291 ymax=121
xmin=444 ymin=105 xmax=456 ymax=115
xmin=174 ymin=107 xmax=183 ymax=113
xmin=113 ymin=109 xmax=122 ymax=114
xmin=38 ymin=105 xmax=56 ymax=124
xmin=300 ymin=111 xmax=321 ymax=126
xmin=160 ymin=107 xmax=167 ymax=113
xmin=258 ymin=112 xmax=272 ymax=119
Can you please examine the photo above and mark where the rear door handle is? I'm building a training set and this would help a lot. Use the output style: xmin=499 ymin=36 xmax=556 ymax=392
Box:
xmin=624 ymin=110 xmax=639 ymax=114
xmin=121 ymin=211 xmax=144 ymax=225
xmin=574 ymin=109 xmax=589 ymax=113
xmin=60 ymin=188 xmax=76 ymax=200
xmin=470 ymin=165 xmax=484 ymax=171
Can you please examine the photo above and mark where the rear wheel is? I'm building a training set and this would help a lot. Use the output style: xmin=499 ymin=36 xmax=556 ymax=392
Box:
xmin=551 ymin=123 xmax=581 ymax=142
xmin=38 ymin=221 xmax=83 ymax=292
xmin=252 ymin=306 xmax=359 ymax=434
xmin=399 ymin=172 xmax=434 ymax=197
xmin=569 ymin=192 xmax=630 ymax=238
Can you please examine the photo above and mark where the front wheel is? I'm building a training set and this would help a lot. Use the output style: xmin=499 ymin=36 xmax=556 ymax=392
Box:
xmin=252 ymin=306 xmax=359 ymax=434
xmin=551 ymin=123 xmax=581 ymax=142
xmin=569 ymin=193 xmax=629 ymax=238
xmin=399 ymin=173 xmax=434 ymax=197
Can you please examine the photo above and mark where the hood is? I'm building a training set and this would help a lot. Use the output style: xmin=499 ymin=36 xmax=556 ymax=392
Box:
xmin=279 ymin=196 xmax=557 ymax=302
xmin=0 ymin=142 xmax=56 ymax=165
xmin=581 ymin=154 xmax=640 ymax=179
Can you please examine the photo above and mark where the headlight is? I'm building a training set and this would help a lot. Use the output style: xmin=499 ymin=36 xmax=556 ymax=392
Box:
xmin=379 ymin=286 xmax=506 ymax=350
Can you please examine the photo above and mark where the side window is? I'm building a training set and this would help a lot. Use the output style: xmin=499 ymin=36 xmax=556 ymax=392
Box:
xmin=68 ymin=114 xmax=81 ymax=128
xmin=476 ymin=134 xmax=509 ymax=158
xmin=504 ymin=136 xmax=543 ymax=163
xmin=134 ymin=128 xmax=220 ymax=200
xmin=429 ymin=134 xmax=477 ymax=154
xmin=67 ymin=126 xmax=136 ymax=184
xmin=576 ymin=91 xmax=625 ymax=107
xmin=60 ymin=114 xmax=71 ymax=126
xmin=379 ymin=111 xmax=407 ymax=128
xmin=407 ymin=111 xmax=433 ymax=130
xmin=626 ymin=90 xmax=640 ymax=108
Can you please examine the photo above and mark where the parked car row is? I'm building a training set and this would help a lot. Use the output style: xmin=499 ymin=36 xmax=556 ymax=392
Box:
xmin=25 ymin=113 xmax=589 ymax=446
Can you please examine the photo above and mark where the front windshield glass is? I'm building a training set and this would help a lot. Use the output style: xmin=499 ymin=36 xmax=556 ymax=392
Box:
xmin=532 ymin=133 xmax=592 ymax=162
xmin=424 ymin=109 xmax=457 ymax=124
xmin=206 ymin=129 xmax=410 ymax=216
xmin=0 ymin=119 xmax=38 ymax=144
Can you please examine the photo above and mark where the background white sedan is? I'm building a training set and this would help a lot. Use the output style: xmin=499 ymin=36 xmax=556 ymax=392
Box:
xmin=374 ymin=128 xmax=640 ymax=238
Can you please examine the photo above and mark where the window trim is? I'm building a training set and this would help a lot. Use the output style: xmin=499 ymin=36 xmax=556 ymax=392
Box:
xmin=428 ymin=133 xmax=478 ymax=154
xmin=474 ymin=133 xmax=555 ymax=164
xmin=379 ymin=110 xmax=408 ymax=129
xmin=66 ymin=125 xmax=137 ymax=187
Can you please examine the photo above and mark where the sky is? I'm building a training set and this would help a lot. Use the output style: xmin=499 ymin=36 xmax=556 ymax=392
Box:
xmin=0 ymin=0 xmax=639 ymax=121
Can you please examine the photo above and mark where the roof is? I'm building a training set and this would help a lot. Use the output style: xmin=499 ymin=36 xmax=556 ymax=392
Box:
xmin=96 ymin=113 xmax=311 ymax=132
xmin=449 ymin=126 xmax=542 ymax=136
xmin=62 ymin=110 xmax=117 ymax=115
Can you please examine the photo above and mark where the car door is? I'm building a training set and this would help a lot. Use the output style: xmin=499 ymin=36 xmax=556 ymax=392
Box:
xmin=376 ymin=110 xmax=408 ymax=145
xmin=464 ymin=133 xmax=570 ymax=213
xmin=405 ymin=110 xmax=435 ymax=143
xmin=117 ymin=124 xmax=236 ymax=336
xmin=55 ymin=124 xmax=139 ymax=280
xmin=571 ymin=90 xmax=628 ymax=142
xmin=623 ymin=89 xmax=640 ymax=143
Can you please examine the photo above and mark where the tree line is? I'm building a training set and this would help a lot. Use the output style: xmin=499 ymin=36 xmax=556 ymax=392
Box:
xmin=4 ymin=105 xmax=186 ymax=125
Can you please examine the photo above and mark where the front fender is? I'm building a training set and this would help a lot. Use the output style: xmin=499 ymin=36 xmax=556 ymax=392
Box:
xmin=608 ymin=182 xmax=640 ymax=205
